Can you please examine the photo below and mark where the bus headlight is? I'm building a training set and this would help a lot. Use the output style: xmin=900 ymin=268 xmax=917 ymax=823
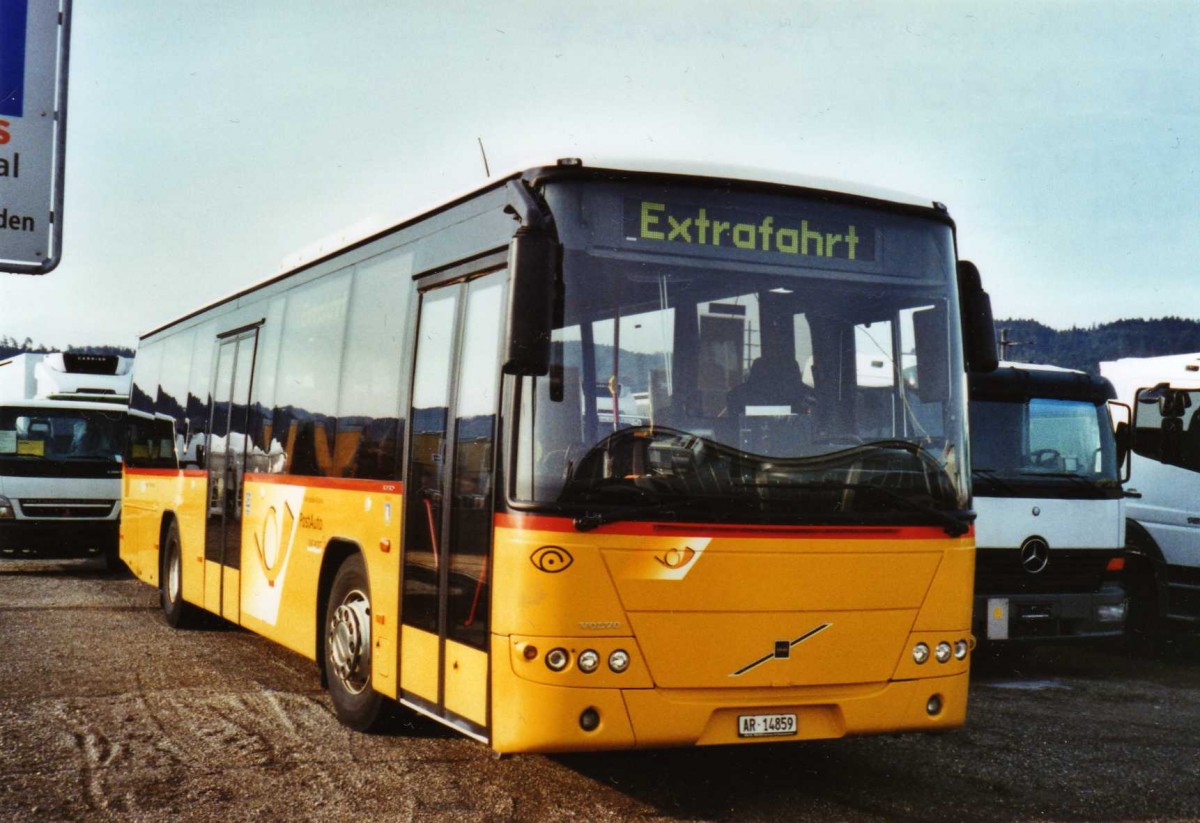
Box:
xmin=954 ymin=639 xmax=969 ymax=660
xmin=0 ymin=496 xmax=13 ymax=520
xmin=577 ymin=649 xmax=600 ymax=673
xmin=935 ymin=642 xmax=952 ymax=663
xmin=608 ymin=649 xmax=630 ymax=673
xmin=912 ymin=643 xmax=930 ymax=664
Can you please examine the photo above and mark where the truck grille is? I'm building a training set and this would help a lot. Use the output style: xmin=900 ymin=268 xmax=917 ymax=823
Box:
xmin=17 ymin=499 xmax=117 ymax=519
xmin=974 ymin=548 xmax=1115 ymax=595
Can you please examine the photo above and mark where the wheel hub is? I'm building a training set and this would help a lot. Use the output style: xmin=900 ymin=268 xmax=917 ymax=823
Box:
xmin=328 ymin=590 xmax=371 ymax=694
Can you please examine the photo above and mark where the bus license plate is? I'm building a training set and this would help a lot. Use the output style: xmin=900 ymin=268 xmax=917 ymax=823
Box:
xmin=738 ymin=713 xmax=797 ymax=738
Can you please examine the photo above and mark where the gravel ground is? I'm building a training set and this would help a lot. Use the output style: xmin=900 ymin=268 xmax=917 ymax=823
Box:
xmin=2 ymin=558 xmax=1198 ymax=822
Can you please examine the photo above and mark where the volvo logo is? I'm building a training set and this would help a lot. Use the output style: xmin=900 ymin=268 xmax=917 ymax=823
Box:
xmin=1020 ymin=537 xmax=1050 ymax=574
xmin=730 ymin=623 xmax=832 ymax=677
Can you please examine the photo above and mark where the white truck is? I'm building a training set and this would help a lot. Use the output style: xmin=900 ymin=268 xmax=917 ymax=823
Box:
xmin=0 ymin=353 xmax=131 ymax=568
xmin=1100 ymin=353 xmax=1200 ymax=644
xmin=969 ymin=362 xmax=1128 ymax=645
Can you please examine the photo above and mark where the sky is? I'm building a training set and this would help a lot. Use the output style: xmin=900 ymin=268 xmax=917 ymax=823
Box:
xmin=1 ymin=0 xmax=1197 ymax=350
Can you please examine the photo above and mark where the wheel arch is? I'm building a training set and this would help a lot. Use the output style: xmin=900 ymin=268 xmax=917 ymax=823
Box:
xmin=1125 ymin=517 xmax=1168 ymax=618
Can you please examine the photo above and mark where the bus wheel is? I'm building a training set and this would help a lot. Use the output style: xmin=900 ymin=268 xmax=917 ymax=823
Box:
xmin=325 ymin=554 xmax=384 ymax=731
xmin=161 ymin=520 xmax=201 ymax=628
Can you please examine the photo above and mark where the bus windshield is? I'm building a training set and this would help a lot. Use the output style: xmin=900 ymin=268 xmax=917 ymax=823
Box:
xmin=970 ymin=397 xmax=1120 ymax=496
xmin=513 ymin=205 xmax=967 ymax=529
xmin=0 ymin=406 xmax=125 ymax=468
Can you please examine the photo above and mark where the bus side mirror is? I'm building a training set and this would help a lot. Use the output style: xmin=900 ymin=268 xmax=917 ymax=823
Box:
xmin=957 ymin=260 xmax=998 ymax=373
xmin=503 ymin=226 xmax=559 ymax=376
xmin=503 ymin=179 xmax=561 ymax=377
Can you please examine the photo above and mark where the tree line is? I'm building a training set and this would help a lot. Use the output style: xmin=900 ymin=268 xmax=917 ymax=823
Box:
xmin=995 ymin=317 xmax=1200 ymax=375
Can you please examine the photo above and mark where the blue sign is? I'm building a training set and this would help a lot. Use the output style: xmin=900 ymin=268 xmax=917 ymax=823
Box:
xmin=0 ymin=0 xmax=28 ymax=117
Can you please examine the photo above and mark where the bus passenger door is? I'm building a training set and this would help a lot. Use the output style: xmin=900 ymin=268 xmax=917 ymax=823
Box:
xmin=204 ymin=328 xmax=259 ymax=621
xmin=401 ymin=271 xmax=504 ymax=737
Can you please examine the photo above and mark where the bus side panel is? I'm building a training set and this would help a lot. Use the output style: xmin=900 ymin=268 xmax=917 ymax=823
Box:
xmin=176 ymin=472 xmax=209 ymax=608
xmin=120 ymin=469 xmax=166 ymax=586
xmin=121 ymin=469 xmax=207 ymax=604
xmin=238 ymin=475 xmax=402 ymax=698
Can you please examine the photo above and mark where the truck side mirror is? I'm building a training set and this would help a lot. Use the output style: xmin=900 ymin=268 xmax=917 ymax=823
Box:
xmin=1109 ymin=400 xmax=1132 ymax=482
xmin=957 ymin=260 xmax=998 ymax=373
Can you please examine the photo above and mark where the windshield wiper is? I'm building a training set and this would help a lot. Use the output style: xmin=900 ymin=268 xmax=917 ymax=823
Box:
xmin=573 ymin=494 xmax=716 ymax=532
xmin=733 ymin=479 xmax=971 ymax=537
xmin=1017 ymin=470 xmax=1113 ymax=493
xmin=972 ymin=468 xmax=1019 ymax=495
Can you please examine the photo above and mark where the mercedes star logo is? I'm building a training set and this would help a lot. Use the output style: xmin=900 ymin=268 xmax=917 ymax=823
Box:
xmin=1020 ymin=537 xmax=1050 ymax=574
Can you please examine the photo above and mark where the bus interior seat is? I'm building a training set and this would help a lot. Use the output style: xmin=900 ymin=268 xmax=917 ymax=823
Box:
xmin=725 ymin=354 xmax=814 ymax=417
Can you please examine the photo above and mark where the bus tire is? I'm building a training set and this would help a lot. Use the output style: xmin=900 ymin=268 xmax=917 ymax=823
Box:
xmin=161 ymin=519 xmax=201 ymax=629
xmin=324 ymin=554 xmax=384 ymax=731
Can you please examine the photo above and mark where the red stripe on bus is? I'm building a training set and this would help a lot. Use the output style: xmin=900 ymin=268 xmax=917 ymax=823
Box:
xmin=243 ymin=473 xmax=403 ymax=494
xmin=493 ymin=511 xmax=969 ymax=541
xmin=124 ymin=468 xmax=207 ymax=479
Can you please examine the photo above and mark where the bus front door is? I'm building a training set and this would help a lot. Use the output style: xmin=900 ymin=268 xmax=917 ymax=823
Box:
xmin=401 ymin=271 xmax=505 ymax=738
xmin=204 ymin=328 xmax=259 ymax=621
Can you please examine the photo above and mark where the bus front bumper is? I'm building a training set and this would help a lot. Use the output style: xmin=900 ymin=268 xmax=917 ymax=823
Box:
xmin=489 ymin=670 xmax=969 ymax=754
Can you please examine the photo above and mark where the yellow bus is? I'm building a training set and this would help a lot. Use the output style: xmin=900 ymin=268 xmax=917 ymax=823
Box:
xmin=121 ymin=160 xmax=996 ymax=753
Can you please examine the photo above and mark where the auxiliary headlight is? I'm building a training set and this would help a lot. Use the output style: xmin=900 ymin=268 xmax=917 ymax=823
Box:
xmin=912 ymin=642 xmax=930 ymax=664
xmin=608 ymin=649 xmax=630 ymax=673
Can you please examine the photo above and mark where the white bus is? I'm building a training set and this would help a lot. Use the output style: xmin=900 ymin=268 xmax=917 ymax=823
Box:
xmin=0 ymin=353 xmax=131 ymax=568
xmin=969 ymin=362 xmax=1127 ymax=645
xmin=1100 ymin=353 xmax=1200 ymax=644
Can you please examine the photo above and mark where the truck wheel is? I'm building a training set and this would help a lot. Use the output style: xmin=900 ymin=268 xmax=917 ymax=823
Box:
xmin=1124 ymin=545 xmax=1166 ymax=657
xmin=324 ymin=554 xmax=384 ymax=731
xmin=161 ymin=520 xmax=201 ymax=628
xmin=103 ymin=543 xmax=126 ymax=574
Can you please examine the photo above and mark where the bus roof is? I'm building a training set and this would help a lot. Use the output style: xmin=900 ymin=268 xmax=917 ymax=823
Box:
xmin=521 ymin=157 xmax=941 ymax=209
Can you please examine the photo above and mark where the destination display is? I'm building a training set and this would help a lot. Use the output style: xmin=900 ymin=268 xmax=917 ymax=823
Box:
xmin=623 ymin=197 xmax=877 ymax=263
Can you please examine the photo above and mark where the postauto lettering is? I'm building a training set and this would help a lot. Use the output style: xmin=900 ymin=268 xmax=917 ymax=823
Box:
xmin=630 ymin=200 xmax=875 ymax=262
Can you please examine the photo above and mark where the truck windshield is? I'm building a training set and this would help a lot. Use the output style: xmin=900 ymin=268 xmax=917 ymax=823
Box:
xmin=0 ymin=406 xmax=125 ymax=465
xmin=970 ymin=397 xmax=1120 ymax=496
xmin=512 ymin=202 xmax=967 ymax=528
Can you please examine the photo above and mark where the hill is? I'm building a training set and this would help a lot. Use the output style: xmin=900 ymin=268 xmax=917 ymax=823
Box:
xmin=993 ymin=317 xmax=1200 ymax=375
